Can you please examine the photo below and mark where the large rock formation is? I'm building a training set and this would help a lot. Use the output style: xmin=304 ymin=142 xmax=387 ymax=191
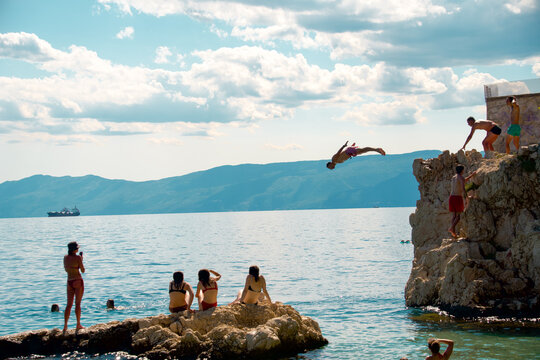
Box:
xmin=405 ymin=146 xmax=540 ymax=317
xmin=0 ymin=303 xmax=327 ymax=359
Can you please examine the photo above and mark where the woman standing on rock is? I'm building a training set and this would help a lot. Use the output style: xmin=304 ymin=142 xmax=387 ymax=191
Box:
xmin=196 ymin=269 xmax=221 ymax=311
xmin=169 ymin=271 xmax=194 ymax=313
xmin=63 ymin=241 xmax=85 ymax=333
xmin=233 ymin=265 xmax=272 ymax=305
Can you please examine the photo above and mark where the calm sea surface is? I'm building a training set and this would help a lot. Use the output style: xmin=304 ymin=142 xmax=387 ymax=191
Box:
xmin=0 ymin=208 xmax=538 ymax=359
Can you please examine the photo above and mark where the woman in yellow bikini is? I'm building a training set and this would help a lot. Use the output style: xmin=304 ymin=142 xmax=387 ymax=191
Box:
xmin=169 ymin=271 xmax=194 ymax=313
xmin=233 ymin=265 xmax=272 ymax=305
xmin=63 ymin=241 xmax=85 ymax=333
xmin=195 ymin=269 xmax=221 ymax=311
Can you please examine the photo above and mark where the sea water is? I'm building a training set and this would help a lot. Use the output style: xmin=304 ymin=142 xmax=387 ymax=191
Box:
xmin=0 ymin=208 xmax=538 ymax=359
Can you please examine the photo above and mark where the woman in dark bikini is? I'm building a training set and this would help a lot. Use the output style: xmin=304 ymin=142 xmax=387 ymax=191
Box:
xmin=169 ymin=271 xmax=194 ymax=313
xmin=195 ymin=269 xmax=221 ymax=311
xmin=63 ymin=241 xmax=85 ymax=333
xmin=233 ymin=265 xmax=272 ymax=305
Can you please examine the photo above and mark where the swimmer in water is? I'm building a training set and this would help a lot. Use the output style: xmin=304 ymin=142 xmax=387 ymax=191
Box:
xmin=425 ymin=338 xmax=454 ymax=360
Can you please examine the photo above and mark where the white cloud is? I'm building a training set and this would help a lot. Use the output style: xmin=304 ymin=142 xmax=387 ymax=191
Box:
xmin=503 ymin=56 xmax=540 ymax=76
xmin=533 ymin=63 xmax=540 ymax=76
xmin=340 ymin=99 xmax=425 ymax=126
xmin=337 ymin=0 xmax=448 ymax=22
xmin=265 ymin=143 xmax=303 ymax=151
xmin=430 ymin=69 xmax=499 ymax=109
xmin=171 ymin=93 xmax=207 ymax=106
xmin=0 ymin=32 xmax=511 ymax=141
xmin=0 ymin=32 xmax=61 ymax=62
xmin=210 ymin=24 xmax=228 ymax=39
xmin=96 ymin=0 xmax=449 ymax=59
xmin=98 ymin=0 xmax=449 ymax=24
xmin=115 ymin=26 xmax=134 ymax=39
xmin=147 ymin=137 xmax=183 ymax=146
xmin=96 ymin=0 xmax=539 ymax=68
xmin=504 ymin=0 xmax=537 ymax=14
xmin=154 ymin=46 xmax=172 ymax=64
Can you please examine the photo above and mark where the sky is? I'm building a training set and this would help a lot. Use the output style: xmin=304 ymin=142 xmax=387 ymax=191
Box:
xmin=0 ymin=0 xmax=539 ymax=183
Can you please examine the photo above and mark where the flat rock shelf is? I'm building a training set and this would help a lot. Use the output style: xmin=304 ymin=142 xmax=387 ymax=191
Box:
xmin=0 ymin=302 xmax=328 ymax=359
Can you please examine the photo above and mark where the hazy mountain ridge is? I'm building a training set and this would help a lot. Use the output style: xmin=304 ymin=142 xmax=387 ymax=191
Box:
xmin=0 ymin=150 xmax=441 ymax=218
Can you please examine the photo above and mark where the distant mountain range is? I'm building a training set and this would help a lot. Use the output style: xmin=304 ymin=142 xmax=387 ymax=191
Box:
xmin=0 ymin=150 xmax=441 ymax=218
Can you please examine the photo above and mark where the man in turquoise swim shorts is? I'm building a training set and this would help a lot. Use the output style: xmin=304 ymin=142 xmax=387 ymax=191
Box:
xmin=505 ymin=96 xmax=521 ymax=154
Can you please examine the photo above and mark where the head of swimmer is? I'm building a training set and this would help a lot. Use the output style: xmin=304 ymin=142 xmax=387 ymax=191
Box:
xmin=106 ymin=299 xmax=115 ymax=309
xmin=326 ymin=162 xmax=336 ymax=170
xmin=466 ymin=116 xmax=475 ymax=127
xmin=428 ymin=338 xmax=440 ymax=354
xmin=455 ymin=165 xmax=464 ymax=174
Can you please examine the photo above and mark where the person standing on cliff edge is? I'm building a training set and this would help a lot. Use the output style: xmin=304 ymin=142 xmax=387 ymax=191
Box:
xmin=461 ymin=117 xmax=501 ymax=157
xmin=448 ymin=165 xmax=476 ymax=238
xmin=505 ymin=96 xmax=521 ymax=154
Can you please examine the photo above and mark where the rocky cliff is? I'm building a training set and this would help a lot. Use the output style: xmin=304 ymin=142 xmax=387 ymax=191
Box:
xmin=405 ymin=146 xmax=540 ymax=317
xmin=0 ymin=303 xmax=327 ymax=359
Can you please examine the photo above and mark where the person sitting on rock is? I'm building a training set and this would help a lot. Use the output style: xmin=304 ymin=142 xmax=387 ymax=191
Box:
xmin=169 ymin=271 xmax=194 ymax=313
xmin=195 ymin=269 xmax=221 ymax=311
xmin=231 ymin=265 xmax=272 ymax=305
xmin=426 ymin=338 xmax=454 ymax=360
xmin=448 ymin=165 xmax=477 ymax=238
xmin=461 ymin=116 xmax=501 ymax=157
xmin=326 ymin=141 xmax=385 ymax=170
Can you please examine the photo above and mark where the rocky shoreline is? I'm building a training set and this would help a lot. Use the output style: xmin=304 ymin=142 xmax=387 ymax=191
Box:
xmin=405 ymin=147 xmax=540 ymax=318
xmin=0 ymin=302 xmax=328 ymax=359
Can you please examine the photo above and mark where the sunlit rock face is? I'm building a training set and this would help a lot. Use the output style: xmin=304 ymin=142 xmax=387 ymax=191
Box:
xmin=405 ymin=147 xmax=540 ymax=317
xmin=0 ymin=302 xmax=328 ymax=359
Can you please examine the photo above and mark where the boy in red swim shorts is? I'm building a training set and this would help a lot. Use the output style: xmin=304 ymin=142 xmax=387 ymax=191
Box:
xmin=448 ymin=165 xmax=477 ymax=238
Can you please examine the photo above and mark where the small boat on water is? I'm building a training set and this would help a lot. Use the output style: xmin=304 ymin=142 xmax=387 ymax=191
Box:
xmin=47 ymin=206 xmax=80 ymax=217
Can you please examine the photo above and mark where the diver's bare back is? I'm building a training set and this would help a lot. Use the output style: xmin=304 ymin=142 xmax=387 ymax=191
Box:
xmin=473 ymin=120 xmax=497 ymax=131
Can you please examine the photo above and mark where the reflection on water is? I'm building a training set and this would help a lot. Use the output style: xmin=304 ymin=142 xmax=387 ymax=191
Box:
xmin=0 ymin=208 xmax=538 ymax=359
